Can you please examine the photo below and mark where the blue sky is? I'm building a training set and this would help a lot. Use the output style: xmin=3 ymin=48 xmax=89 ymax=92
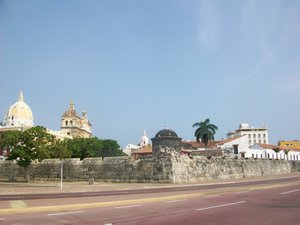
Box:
xmin=0 ymin=0 xmax=299 ymax=147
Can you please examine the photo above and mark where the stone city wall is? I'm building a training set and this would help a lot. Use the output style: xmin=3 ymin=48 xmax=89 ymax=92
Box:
xmin=0 ymin=155 xmax=299 ymax=183
xmin=171 ymin=155 xmax=300 ymax=183
xmin=0 ymin=157 xmax=172 ymax=183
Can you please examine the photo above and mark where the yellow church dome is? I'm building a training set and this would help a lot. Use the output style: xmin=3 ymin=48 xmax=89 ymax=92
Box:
xmin=3 ymin=91 xmax=34 ymax=127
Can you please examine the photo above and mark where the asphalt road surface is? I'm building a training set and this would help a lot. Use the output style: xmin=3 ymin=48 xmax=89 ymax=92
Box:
xmin=0 ymin=176 xmax=299 ymax=225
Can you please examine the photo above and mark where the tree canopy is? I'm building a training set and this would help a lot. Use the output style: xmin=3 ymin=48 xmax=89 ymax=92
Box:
xmin=64 ymin=137 xmax=124 ymax=160
xmin=192 ymin=118 xmax=218 ymax=149
xmin=1 ymin=126 xmax=55 ymax=168
xmin=0 ymin=126 xmax=56 ymax=181
xmin=1 ymin=127 xmax=125 ymax=162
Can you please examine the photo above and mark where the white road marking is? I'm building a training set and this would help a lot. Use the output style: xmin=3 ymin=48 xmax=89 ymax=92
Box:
xmin=281 ymin=189 xmax=300 ymax=195
xmin=196 ymin=201 xmax=245 ymax=211
xmin=166 ymin=199 xmax=187 ymax=203
xmin=204 ymin=195 xmax=220 ymax=199
xmin=47 ymin=211 xmax=85 ymax=216
xmin=114 ymin=204 xmax=141 ymax=209
xmin=235 ymin=191 xmax=247 ymax=194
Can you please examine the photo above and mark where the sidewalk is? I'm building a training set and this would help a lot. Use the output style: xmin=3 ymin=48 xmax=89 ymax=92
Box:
xmin=0 ymin=172 xmax=299 ymax=195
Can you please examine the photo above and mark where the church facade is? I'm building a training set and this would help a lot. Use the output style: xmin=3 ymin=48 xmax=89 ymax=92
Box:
xmin=61 ymin=101 xmax=92 ymax=138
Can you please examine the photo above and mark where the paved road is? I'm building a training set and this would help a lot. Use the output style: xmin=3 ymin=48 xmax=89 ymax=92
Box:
xmin=0 ymin=175 xmax=299 ymax=225
xmin=0 ymin=176 xmax=299 ymax=201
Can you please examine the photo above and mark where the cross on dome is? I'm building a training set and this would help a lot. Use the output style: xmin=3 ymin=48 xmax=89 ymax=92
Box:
xmin=19 ymin=90 xmax=24 ymax=102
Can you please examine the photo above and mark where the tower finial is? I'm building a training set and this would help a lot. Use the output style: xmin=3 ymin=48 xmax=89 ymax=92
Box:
xmin=69 ymin=100 xmax=74 ymax=110
xmin=19 ymin=90 xmax=24 ymax=102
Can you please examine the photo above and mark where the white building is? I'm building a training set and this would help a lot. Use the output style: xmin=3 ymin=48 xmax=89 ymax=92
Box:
xmin=217 ymin=135 xmax=250 ymax=156
xmin=248 ymin=144 xmax=300 ymax=161
xmin=123 ymin=129 xmax=150 ymax=156
xmin=122 ymin=144 xmax=140 ymax=156
xmin=227 ymin=123 xmax=268 ymax=146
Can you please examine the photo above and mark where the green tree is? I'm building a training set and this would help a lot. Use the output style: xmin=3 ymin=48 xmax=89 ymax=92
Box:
xmin=101 ymin=139 xmax=124 ymax=159
xmin=272 ymin=147 xmax=281 ymax=160
xmin=192 ymin=118 xmax=218 ymax=149
xmin=284 ymin=149 xmax=290 ymax=160
xmin=51 ymin=139 xmax=72 ymax=159
xmin=1 ymin=126 xmax=56 ymax=181
xmin=64 ymin=137 xmax=121 ymax=160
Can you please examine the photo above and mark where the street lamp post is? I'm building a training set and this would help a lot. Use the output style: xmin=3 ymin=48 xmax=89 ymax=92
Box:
xmin=60 ymin=159 xmax=63 ymax=191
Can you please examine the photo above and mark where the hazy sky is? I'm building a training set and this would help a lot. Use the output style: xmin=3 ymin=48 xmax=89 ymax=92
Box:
xmin=1 ymin=0 xmax=299 ymax=147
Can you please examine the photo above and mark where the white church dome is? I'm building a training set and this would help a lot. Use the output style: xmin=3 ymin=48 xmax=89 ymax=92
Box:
xmin=3 ymin=91 xmax=34 ymax=128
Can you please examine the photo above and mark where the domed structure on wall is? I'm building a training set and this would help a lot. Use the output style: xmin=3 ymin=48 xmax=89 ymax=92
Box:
xmin=155 ymin=128 xmax=178 ymax=138
xmin=151 ymin=127 xmax=182 ymax=157
xmin=2 ymin=91 xmax=34 ymax=128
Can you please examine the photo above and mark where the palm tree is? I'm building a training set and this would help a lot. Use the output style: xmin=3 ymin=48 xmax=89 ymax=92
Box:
xmin=284 ymin=149 xmax=290 ymax=160
xmin=192 ymin=118 xmax=218 ymax=149
xmin=272 ymin=147 xmax=281 ymax=160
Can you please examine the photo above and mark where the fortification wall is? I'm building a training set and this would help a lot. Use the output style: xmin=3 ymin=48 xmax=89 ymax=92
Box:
xmin=171 ymin=155 xmax=300 ymax=183
xmin=0 ymin=157 xmax=172 ymax=183
xmin=0 ymin=156 xmax=299 ymax=183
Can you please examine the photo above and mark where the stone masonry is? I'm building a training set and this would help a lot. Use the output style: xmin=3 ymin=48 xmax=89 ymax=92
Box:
xmin=0 ymin=154 xmax=299 ymax=183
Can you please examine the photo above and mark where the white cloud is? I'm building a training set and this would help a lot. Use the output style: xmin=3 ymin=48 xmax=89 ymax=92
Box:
xmin=197 ymin=0 xmax=220 ymax=51
xmin=241 ymin=1 xmax=300 ymax=80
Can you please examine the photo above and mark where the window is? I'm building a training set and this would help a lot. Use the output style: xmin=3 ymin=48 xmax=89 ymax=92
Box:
xmin=258 ymin=134 xmax=261 ymax=138
xmin=65 ymin=121 xmax=68 ymax=126
xmin=70 ymin=120 xmax=73 ymax=125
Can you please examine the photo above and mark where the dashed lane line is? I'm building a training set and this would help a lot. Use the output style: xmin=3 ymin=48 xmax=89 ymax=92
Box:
xmin=47 ymin=211 xmax=84 ymax=216
xmin=114 ymin=204 xmax=141 ymax=209
xmin=204 ymin=195 xmax=220 ymax=199
xmin=166 ymin=199 xmax=187 ymax=203
xmin=281 ymin=189 xmax=300 ymax=195
xmin=196 ymin=201 xmax=246 ymax=211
